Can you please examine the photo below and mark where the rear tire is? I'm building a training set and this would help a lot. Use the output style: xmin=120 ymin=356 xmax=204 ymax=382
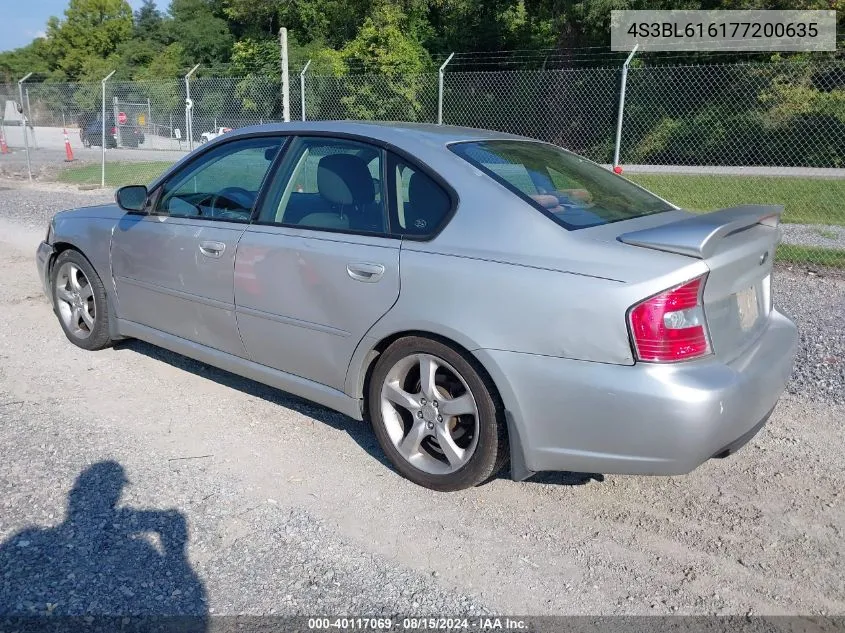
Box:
xmin=368 ymin=336 xmax=508 ymax=491
xmin=50 ymin=250 xmax=113 ymax=351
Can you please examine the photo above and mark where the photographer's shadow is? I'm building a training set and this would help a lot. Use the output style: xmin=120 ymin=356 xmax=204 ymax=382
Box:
xmin=0 ymin=461 xmax=206 ymax=628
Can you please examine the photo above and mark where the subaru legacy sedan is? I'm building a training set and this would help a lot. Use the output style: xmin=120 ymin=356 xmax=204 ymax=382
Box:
xmin=36 ymin=121 xmax=797 ymax=491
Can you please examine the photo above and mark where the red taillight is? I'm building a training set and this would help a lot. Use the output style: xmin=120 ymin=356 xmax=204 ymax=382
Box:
xmin=628 ymin=275 xmax=711 ymax=362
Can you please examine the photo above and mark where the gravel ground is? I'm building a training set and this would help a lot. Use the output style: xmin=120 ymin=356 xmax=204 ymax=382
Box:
xmin=0 ymin=184 xmax=843 ymax=620
xmin=0 ymin=181 xmax=113 ymax=230
xmin=775 ymin=271 xmax=845 ymax=406
xmin=780 ymin=224 xmax=845 ymax=250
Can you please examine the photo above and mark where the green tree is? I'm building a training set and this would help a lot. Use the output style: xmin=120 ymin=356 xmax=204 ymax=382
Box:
xmin=335 ymin=3 xmax=434 ymax=121
xmin=134 ymin=0 xmax=167 ymax=43
xmin=45 ymin=0 xmax=134 ymax=80
xmin=166 ymin=0 xmax=233 ymax=67
xmin=0 ymin=39 xmax=52 ymax=84
xmin=133 ymin=43 xmax=185 ymax=81
xmin=341 ymin=3 xmax=431 ymax=74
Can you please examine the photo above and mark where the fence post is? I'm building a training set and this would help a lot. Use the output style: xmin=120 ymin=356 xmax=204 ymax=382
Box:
xmin=300 ymin=59 xmax=311 ymax=121
xmin=101 ymin=70 xmax=116 ymax=188
xmin=612 ymin=44 xmax=638 ymax=171
xmin=438 ymin=53 xmax=455 ymax=125
xmin=185 ymin=64 xmax=200 ymax=152
xmin=17 ymin=73 xmax=33 ymax=181
xmin=25 ymin=87 xmax=37 ymax=149
xmin=280 ymin=27 xmax=290 ymax=122
xmin=112 ymin=96 xmax=122 ymax=147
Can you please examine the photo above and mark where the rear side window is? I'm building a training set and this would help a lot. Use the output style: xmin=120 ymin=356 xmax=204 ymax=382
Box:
xmin=450 ymin=140 xmax=672 ymax=229
xmin=388 ymin=156 xmax=451 ymax=237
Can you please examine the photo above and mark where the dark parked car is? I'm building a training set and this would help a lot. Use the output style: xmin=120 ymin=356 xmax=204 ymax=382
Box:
xmin=80 ymin=118 xmax=145 ymax=148
xmin=80 ymin=119 xmax=117 ymax=149
xmin=120 ymin=124 xmax=145 ymax=148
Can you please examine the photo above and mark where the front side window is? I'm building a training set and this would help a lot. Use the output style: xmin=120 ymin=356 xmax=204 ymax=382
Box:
xmin=258 ymin=137 xmax=386 ymax=234
xmin=450 ymin=140 xmax=672 ymax=229
xmin=156 ymin=137 xmax=283 ymax=221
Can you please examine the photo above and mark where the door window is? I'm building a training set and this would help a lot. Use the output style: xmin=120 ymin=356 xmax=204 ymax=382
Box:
xmin=156 ymin=137 xmax=283 ymax=222
xmin=258 ymin=137 xmax=387 ymax=234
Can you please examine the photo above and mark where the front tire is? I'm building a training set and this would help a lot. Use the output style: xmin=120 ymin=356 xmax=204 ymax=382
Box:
xmin=51 ymin=250 xmax=113 ymax=351
xmin=368 ymin=336 xmax=508 ymax=491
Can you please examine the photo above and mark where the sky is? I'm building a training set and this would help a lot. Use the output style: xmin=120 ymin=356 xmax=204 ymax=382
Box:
xmin=1 ymin=1 xmax=146 ymax=52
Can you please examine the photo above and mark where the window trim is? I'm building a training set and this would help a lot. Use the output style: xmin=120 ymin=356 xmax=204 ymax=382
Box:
xmin=251 ymin=134 xmax=455 ymax=241
xmin=146 ymin=134 xmax=291 ymax=224
xmin=447 ymin=139 xmax=674 ymax=231
xmin=144 ymin=129 xmax=459 ymax=240
xmin=248 ymin=132 xmax=458 ymax=241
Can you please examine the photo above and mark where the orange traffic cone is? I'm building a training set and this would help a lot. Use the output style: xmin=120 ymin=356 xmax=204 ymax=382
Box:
xmin=0 ymin=129 xmax=8 ymax=155
xmin=63 ymin=128 xmax=75 ymax=162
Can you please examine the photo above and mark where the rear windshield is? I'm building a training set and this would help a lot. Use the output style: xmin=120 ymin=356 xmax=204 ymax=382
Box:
xmin=449 ymin=140 xmax=673 ymax=229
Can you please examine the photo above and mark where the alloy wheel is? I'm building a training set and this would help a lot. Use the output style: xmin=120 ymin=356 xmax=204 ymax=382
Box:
xmin=379 ymin=353 xmax=480 ymax=475
xmin=55 ymin=262 xmax=96 ymax=339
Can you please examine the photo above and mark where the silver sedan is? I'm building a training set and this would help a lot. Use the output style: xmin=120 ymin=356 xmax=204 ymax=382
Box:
xmin=36 ymin=122 xmax=797 ymax=491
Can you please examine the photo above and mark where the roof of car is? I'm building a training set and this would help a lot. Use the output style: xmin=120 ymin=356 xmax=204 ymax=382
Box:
xmin=227 ymin=120 xmax=528 ymax=150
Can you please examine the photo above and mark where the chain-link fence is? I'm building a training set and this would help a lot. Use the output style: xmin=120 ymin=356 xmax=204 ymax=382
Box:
xmin=304 ymin=73 xmax=438 ymax=123
xmin=1 ymin=56 xmax=843 ymax=267
xmin=443 ymin=67 xmax=621 ymax=161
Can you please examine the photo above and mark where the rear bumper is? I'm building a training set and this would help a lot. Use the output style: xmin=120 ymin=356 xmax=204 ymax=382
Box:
xmin=36 ymin=240 xmax=54 ymax=305
xmin=474 ymin=309 xmax=798 ymax=476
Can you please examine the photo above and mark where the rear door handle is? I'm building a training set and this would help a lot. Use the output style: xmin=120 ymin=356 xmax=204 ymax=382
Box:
xmin=199 ymin=241 xmax=226 ymax=258
xmin=347 ymin=262 xmax=385 ymax=283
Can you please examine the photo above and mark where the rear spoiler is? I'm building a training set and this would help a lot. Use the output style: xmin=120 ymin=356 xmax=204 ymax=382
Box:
xmin=617 ymin=205 xmax=784 ymax=259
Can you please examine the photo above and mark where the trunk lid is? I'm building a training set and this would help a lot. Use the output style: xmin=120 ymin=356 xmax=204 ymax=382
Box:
xmin=617 ymin=205 xmax=783 ymax=363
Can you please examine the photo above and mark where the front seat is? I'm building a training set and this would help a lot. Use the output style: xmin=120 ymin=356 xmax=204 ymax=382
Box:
xmin=305 ymin=153 xmax=384 ymax=232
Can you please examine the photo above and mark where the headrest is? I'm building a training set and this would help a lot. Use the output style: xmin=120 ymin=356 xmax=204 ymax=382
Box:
xmin=318 ymin=154 xmax=375 ymax=206
xmin=264 ymin=146 xmax=279 ymax=161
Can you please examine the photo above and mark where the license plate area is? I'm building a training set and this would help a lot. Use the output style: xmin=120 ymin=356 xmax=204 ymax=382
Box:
xmin=736 ymin=285 xmax=760 ymax=331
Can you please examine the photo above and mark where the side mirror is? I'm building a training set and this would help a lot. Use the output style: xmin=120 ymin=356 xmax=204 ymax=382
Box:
xmin=116 ymin=185 xmax=148 ymax=212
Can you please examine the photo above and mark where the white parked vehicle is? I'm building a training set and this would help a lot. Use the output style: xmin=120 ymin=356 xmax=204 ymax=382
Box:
xmin=199 ymin=127 xmax=232 ymax=144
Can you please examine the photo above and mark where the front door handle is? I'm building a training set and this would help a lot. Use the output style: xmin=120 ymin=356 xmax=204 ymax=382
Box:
xmin=347 ymin=262 xmax=385 ymax=283
xmin=199 ymin=241 xmax=226 ymax=258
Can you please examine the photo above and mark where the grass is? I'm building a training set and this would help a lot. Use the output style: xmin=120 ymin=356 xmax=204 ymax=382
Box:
xmin=627 ymin=173 xmax=845 ymax=226
xmin=775 ymin=244 xmax=845 ymax=269
xmin=58 ymin=161 xmax=172 ymax=187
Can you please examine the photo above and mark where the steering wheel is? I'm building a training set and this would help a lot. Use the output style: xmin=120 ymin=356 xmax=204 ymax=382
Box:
xmin=209 ymin=187 xmax=255 ymax=217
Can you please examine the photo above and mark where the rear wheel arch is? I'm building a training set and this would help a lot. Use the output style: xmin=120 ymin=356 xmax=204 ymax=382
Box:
xmin=357 ymin=330 xmax=506 ymax=420
xmin=356 ymin=331 xmax=539 ymax=482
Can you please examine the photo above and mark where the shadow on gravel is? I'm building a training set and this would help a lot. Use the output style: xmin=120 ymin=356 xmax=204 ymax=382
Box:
xmin=113 ymin=340 xmax=608 ymax=489
xmin=112 ymin=339 xmax=390 ymax=468
xmin=521 ymin=472 xmax=605 ymax=486
xmin=0 ymin=461 xmax=207 ymax=630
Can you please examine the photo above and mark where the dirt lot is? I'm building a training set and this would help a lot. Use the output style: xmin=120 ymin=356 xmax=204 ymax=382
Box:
xmin=0 ymin=184 xmax=843 ymax=618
